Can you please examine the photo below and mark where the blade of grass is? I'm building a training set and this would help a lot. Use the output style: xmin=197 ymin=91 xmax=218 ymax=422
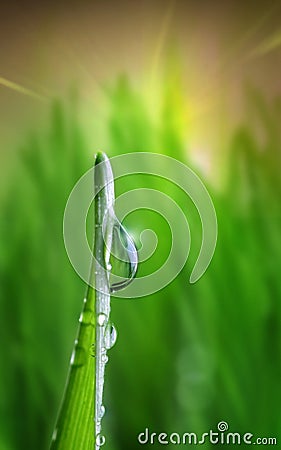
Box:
xmin=50 ymin=152 xmax=113 ymax=450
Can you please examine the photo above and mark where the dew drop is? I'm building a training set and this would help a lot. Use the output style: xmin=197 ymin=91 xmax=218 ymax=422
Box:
xmin=101 ymin=354 xmax=108 ymax=364
xmin=79 ymin=309 xmax=94 ymax=326
xmin=104 ymin=322 xmax=117 ymax=349
xmin=52 ymin=428 xmax=58 ymax=441
xmin=103 ymin=209 xmax=138 ymax=293
xmin=99 ymin=405 xmax=105 ymax=419
xmin=97 ymin=313 xmax=107 ymax=326
xmin=70 ymin=345 xmax=86 ymax=367
xmin=96 ymin=433 xmax=106 ymax=447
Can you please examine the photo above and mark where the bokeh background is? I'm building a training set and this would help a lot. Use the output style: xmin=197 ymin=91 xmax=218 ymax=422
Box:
xmin=1 ymin=0 xmax=281 ymax=449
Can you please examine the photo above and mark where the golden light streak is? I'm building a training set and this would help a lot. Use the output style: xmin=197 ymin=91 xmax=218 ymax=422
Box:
xmin=250 ymin=29 xmax=281 ymax=57
xmin=0 ymin=76 xmax=48 ymax=102
xmin=149 ymin=0 xmax=176 ymax=85
xmin=183 ymin=3 xmax=279 ymax=121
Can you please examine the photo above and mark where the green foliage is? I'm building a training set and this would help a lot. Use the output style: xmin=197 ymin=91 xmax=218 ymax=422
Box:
xmin=1 ymin=80 xmax=281 ymax=450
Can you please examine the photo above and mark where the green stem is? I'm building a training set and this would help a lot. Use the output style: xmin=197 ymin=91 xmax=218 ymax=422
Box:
xmin=50 ymin=152 xmax=113 ymax=450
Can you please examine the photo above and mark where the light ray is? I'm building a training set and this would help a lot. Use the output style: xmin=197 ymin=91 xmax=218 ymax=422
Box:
xmin=250 ymin=29 xmax=281 ymax=57
xmin=183 ymin=2 xmax=281 ymax=123
xmin=0 ymin=76 xmax=48 ymax=102
xmin=149 ymin=0 xmax=176 ymax=85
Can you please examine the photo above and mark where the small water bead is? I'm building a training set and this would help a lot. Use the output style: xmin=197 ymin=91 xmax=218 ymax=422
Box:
xmin=97 ymin=313 xmax=107 ymax=326
xmin=101 ymin=354 xmax=108 ymax=364
xmin=52 ymin=428 xmax=58 ymax=441
xmin=104 ymin=322 xmax=117 ymax=349
xmin=70 ymin=345 xmax=87 ymax=367
xmin=99 ymin=405 xmax=105 ymax=419
xmin=79 ymin=309 xmax=94 ymax=326
xmin=96 ymin=434 xmax=106 ymax=447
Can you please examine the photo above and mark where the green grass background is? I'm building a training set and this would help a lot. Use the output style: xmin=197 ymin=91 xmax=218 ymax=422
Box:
xmin=0 ymin=72 xmax=281 ymax=450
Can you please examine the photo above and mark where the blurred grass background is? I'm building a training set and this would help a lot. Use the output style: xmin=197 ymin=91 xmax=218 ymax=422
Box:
xmin=1 ymin=1 xmax=281 ymax=449
xmin=1 ymin=73 xmax=281 ymax=449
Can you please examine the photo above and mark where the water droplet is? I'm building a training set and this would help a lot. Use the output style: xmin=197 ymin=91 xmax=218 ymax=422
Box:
xmin=104 ymin=322 xmax=117 ymax=349
xmin=99 ymin=405 xmax=105 ymax=419
xmin=96 ymin=433 xmax=106 ymax=447
xmin=97 ymin=313 xmax=107 ymax=326
xmin=70 ymin=345 xmax=87 ymax=367
xmin=79 ymin=309 xmax=94 ymax=325
xmin=52 ymin=428 xmax=58 ymax=441
xmin=103 ymin=209 xmax=138 ymax=293
xmin=101 ymin=354 xmax=108 ymax=364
